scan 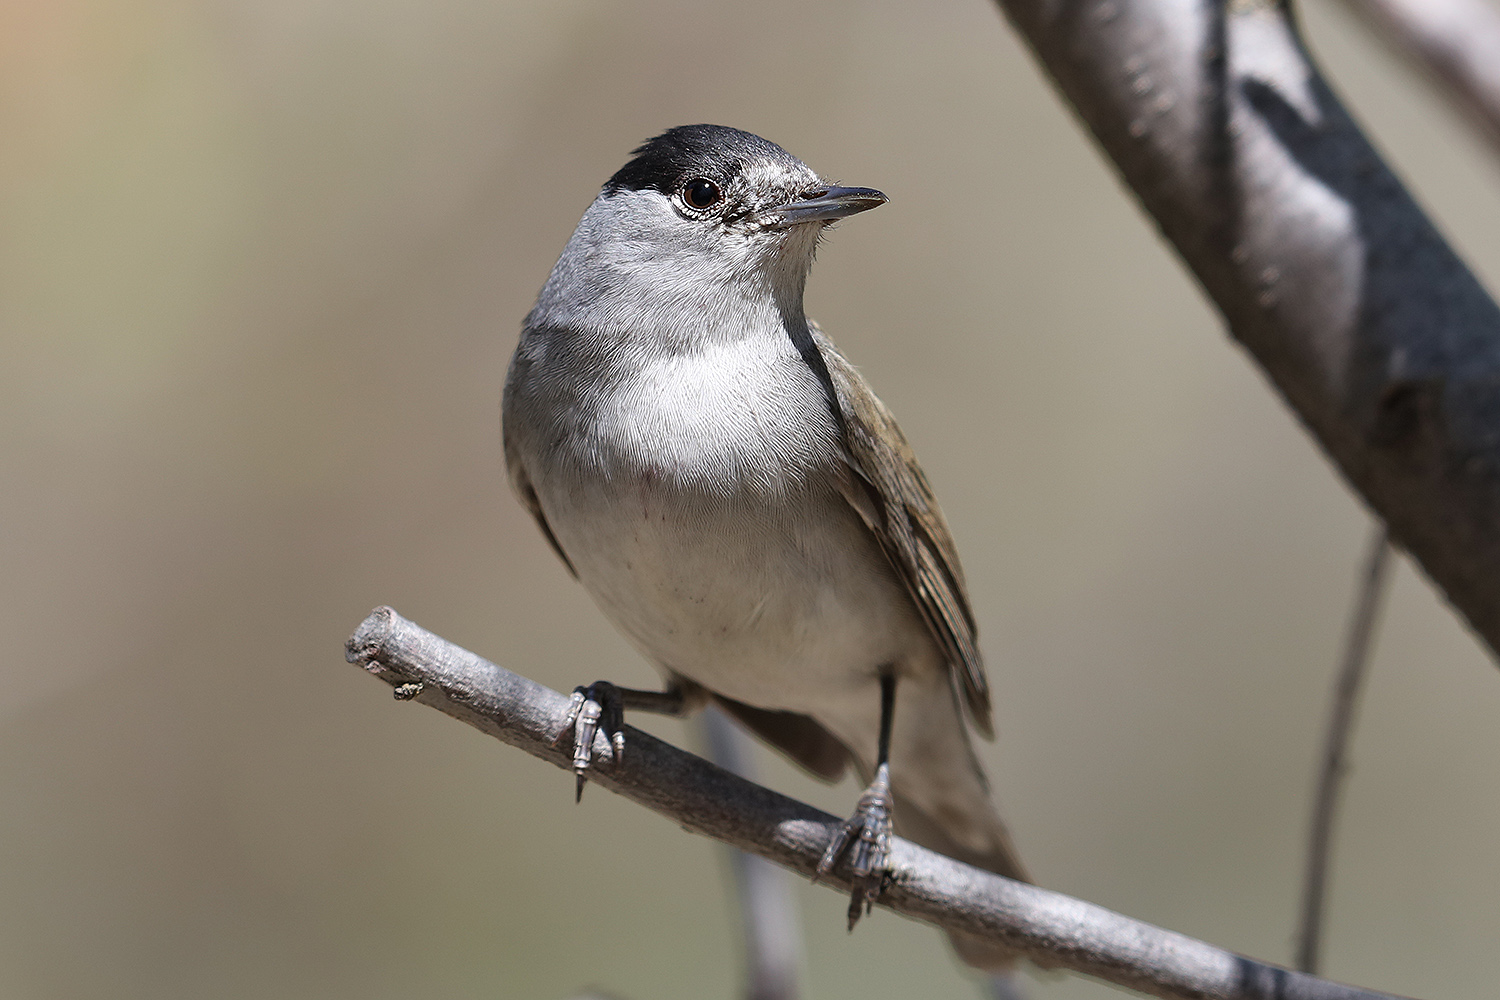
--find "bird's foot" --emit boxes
[551,681,626,802]
[814,762,894,930]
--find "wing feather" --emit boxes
[503,421,577,578]
[811,324,993,737]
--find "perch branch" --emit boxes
[346,607,1418,1000]
[988,0,1500,660]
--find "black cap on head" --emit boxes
[604,125,805,195]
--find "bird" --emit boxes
[502,124,1026,971]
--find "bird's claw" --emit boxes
[814,762,894,930]
[552,681,626,802]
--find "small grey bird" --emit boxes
[503,124,1026,970]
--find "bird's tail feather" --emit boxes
[713,677,1029,972]
[882,673,1029,972]
[892,786,1029,971]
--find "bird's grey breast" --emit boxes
[510,323,843,503]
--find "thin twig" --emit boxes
[347,606,1420,1000]
[1335,0,1500,156]
[1296,527,1394,974]
[701,708,803,1000]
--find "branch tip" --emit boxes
[346,605,398,666]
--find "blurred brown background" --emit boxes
[3,0,1499,997]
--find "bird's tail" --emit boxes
[720,674,1030,971]
[892,785,1028,970]
[883,673,1030,972]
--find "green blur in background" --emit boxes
[3,0,1499,997]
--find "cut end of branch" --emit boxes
[346,606,398,669]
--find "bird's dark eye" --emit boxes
[682,178,722,210]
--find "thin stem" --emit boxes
[702,708,803,1000]
[1296,527,1394,974]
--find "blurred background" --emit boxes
[3,0,1499,997]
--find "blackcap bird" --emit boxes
[503,124,1026,970]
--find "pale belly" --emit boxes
[540,474,929,715]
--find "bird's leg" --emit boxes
[552,681,689,802]
[815,673,897,930]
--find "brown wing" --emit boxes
[710,695,850,782]
[810,324,993,737]
[503,422,577,578]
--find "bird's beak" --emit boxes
[765,186,888,225]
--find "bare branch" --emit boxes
[347,607,1419,1000]
[1336,0,1500,155]
[988,0,1500,660]
[1296,526,1393,973]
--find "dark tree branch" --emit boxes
[346,607,1419,1000]
[989,0,1500,659]
[1336,0,1500,157]
[1296,526,1393,974]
